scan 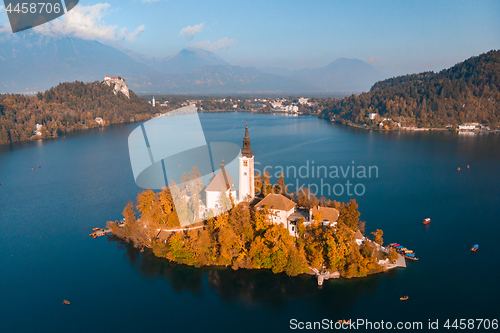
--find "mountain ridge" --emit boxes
[0,33,386,94]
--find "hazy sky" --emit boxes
[1,0,499,76]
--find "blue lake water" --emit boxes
[0,113,499,332]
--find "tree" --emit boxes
[371,229,384,246]
[254,172,263,196]
[218,190,233,212]
[274,173,289,196]
[122,201,136,224]
[262,170,272,196]
[338,199,360,230]
[387,248,399,263]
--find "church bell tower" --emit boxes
[239,122,254,202]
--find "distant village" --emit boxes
[147,95,324,116]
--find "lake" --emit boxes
[1,113,499,332]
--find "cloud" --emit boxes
[33,3,145,41]
[368,56,377,63]
[118,25,145,42]
[192,37,235,52]
[142,0,161,2]
[0,25,10,34]
[179,23,204,41]
[0,5,11,34]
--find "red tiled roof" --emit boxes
[255,193,296,211]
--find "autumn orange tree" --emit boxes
[110,179,384,278]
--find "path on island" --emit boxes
[156,225,204,233]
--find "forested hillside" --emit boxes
[321,50,500,129]
[0,81,154,145]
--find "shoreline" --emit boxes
[332,119,499,134]
[106,185,404,282]
[107,221,405,284]
[0,118,153,149]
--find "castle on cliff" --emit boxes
[103,76,130,98]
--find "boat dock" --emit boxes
[89,228,111,239]
[309,267,340,285]
[379,253,406,269]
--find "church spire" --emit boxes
[241,122,253,158]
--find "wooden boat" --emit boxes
[467,165,470,169]
[38,165,41,168]
[62,300,70,305]
[423,218,431,225]
[400,296,409,301]
[403,253,419,261]
[30,168,34,171]
[457,167,461,171]
[470,244,479,252]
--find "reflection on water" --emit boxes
[109,236,387,310]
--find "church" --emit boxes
[205,122,255,210]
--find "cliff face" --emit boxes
[103,77,130,98]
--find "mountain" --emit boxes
[258,67,294,77]
[154,48,230,75]
[259,58,385,92]
[129,65,314,94]
[321,50,500,129]
[0,33,155,93]
[0,33,385,94]
[293,58,385,92]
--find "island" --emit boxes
[107,123,403,281]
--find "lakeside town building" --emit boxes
[34,123,43,136]
[458,123,480,130]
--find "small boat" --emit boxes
[30,168,34,171]
[457,167,461,171]
[400,296,409,301]
[92,227,100,231]
[423,218,431,225]
[404,253,419,261]
[467,165,470,169]
[62,300,70,305]
[470,244,479,252]
[38,165,41,168]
